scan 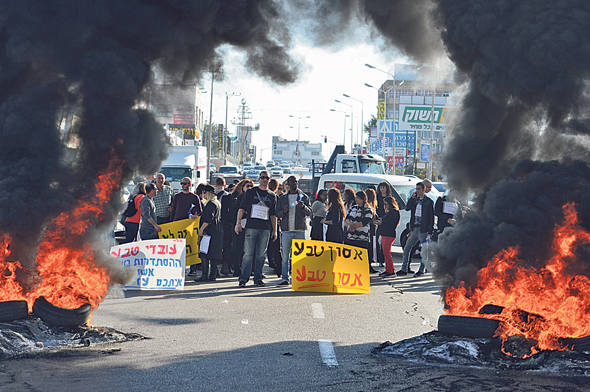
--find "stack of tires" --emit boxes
[0,298,91,328]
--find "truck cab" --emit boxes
[159,145,207,193]
[335,154,387,174]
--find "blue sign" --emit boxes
[420,143,430,162]
[396,162,403,170]
[394,132,416,150]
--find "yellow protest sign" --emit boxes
[291,239,370,294]
[158,218,201,265]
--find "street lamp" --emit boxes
[343,93,364,149]
[335,99,353,153]
[289,115,310,166]
[330,109,350,150]
[224,92,241,164]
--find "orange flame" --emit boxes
[28,158,123,311]
[0,156,124,317]
[0,235,26,302]
[445,202,590,357]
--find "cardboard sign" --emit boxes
[110,238,186,290]
[158,218,201,265]
[291,239,370,294]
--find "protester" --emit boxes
[139,183,161,240]
[375,196,400,277]
[376,181,392,267]
[195,185,224,282]
[170,177,202,222]
[322,188,344,243]
[343,188,356,215]
[230,179,253,277]
[235,171,277,287]
[365,187,378,269]
[267,178,282,277]
[433,190,460,241]
[153,173,174,225]
[123,182,146,243]
[344,191,377,273]
[310,189,328,241]
[275,175,312,286]
[398,182,434,277]
[215,177,234,276]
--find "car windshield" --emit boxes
[219,166,238,173]
[160,167,192,182]
[360,159,386,174]
[433,183,447,193]
[254,165,266,170]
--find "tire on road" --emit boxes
[438,315,500,339]
[0,300,29,322]
[559,336,590,352]
[32,297,91,328]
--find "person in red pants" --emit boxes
[376,196,400,278]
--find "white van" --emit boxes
[316,173,442,246]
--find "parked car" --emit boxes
[209,163,216,173]
[282,167,292,174]
[253,165,266,171]
[266,160,275,168]
[270,168,283,178]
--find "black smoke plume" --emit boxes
[437,0,590,191]
[0,0,301,283]
[433,159,590,295]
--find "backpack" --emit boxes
[123,196,138,217]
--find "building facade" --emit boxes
[272,136,322,165]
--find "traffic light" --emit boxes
[324,136,327,143]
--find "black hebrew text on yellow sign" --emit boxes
[291,239,370,294]
[158,218,201,265]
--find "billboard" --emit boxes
[399,104,456,131]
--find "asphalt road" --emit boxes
[1,248,588,392]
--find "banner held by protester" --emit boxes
[291,239,370,294]
[158,217,201,265]
[111,238,186,290]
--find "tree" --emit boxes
[364,115,377,135]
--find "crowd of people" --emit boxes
[122,171,461,287]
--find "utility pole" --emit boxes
[224,92,240,165]
[207,70,214,184]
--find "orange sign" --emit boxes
[291,239,370,294]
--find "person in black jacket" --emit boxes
[398,182,434,277]
[375,196,400,277]
[322,188,344,243]
[215,177,234,276]
[195,185,224,282]
[230,179,253,277]
[433,193,459,241]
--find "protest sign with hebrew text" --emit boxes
[291,239,370,294]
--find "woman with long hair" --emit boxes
[375,196,400,277]
[344,191,377,273]
[310,189,328,241]
[123,182,146,244]
[375,181,392,266]
[343,188,356,215]
[195,185,224,282]
[230,179,253,277]
[365,187,378,269]
[322,188,344,243]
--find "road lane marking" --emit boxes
[312,303,325,319]
[318,340,338,367]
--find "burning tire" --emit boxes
[0,300,29,322]
[559,336,590,352]
[438,315,500,339]
[32,297,91,328]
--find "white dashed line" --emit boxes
[311,303,325,319]
[318,340,339,367]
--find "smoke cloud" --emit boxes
[437,0,590,191]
